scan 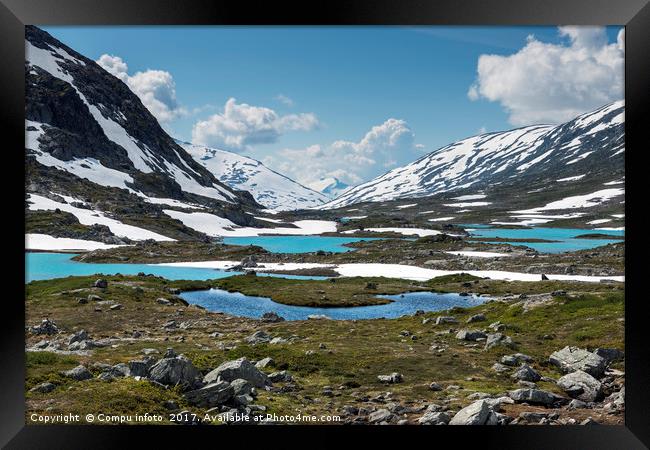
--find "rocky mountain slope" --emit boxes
[177,140,328,211]
[25,26,268,242]
[324,102,624,209]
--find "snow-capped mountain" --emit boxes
[308,177,350,199]
[25,26,259,214]
[323,101,624,209]
[177,141,329,211]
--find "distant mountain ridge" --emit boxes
[323,101,624,209]
[308,177,350,199]
[176,140,329,211]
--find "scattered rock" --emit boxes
[109,304,123,311]
[508,388,562,406]
[594,348,624,364]
[435,316,457,325]
[511,364,541,382]
[377,373,403,384]
[29,318,60,335]
[449,400,498,425]
[204,357,269,388]
[149,354,201,389]
[467,314,486,323]
[557,370,602,402]
[68,329,88,345]
[61,365,93,381]
[184,381,234,408]
[255,357,275,369]
[549,346,607,378]
[429,382,443,391]
[307,314,331,320]
[30,382,56,393]
[94,279,108,288]
[418,411,450,425]
[484,333,513,350]
[368,409,394,424]
[260,312,285,323]
[156,298,172,306]
[245,330,272,344]
[268,371,293,383]
[501,353,533,366]
[456,329,487,341]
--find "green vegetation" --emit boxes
[213,275,433,307]
[25,272,624,425]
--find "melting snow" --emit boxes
[26,234,123,251]
[28,194,174,241]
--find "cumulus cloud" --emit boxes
[191,98,319,152]
[96,54,186,123]
[264,118,421,187]
[468,26,624,126]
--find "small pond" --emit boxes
[179,289,485,321]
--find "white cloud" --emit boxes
[468,26,624,126]
[264,118,420,187]
[191,98,318,152]
[96,54,186,123]
[275,94,294,107]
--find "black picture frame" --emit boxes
[2,0,648,447]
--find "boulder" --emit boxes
[87,294,103,302]
[260,312,285,323]
[368,409,394,424]
[255,357,275,369]
[467,314,486,323]
[500,353,533,366]
[435,316,457,325]
[377,373,403,384]
[456,329,487,341]
[484,333,513,350]
[127,360,151,378]
[418,411,450,425]
[184,381,234,407]
[29,318,60,335]
[429,382,443,391]
[68,329,88,345]
[203,357,269,388]
[30,382,56,393]
[449,400,498,425]
[230,379,254,397]
[94,278,108,288]
[148,355,201,388]
[61,365,93,381]
[245,330,272,344]
[156,298,172,306]
[557,370,602,402]
[594,348,624,364]
[508,388,562,406]
[549,346,607,378]
[511,364,541,382]
[307,314,331,320]
[268,371,293,383]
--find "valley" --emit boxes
[23,25,625,427]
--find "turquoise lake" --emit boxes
[462,225,624,253]
[180,289,485,321]
[25,253,326,283]
[222,236,381,253]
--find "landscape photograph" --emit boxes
[25,25,625,426]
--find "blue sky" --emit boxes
[41,26,624,187]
